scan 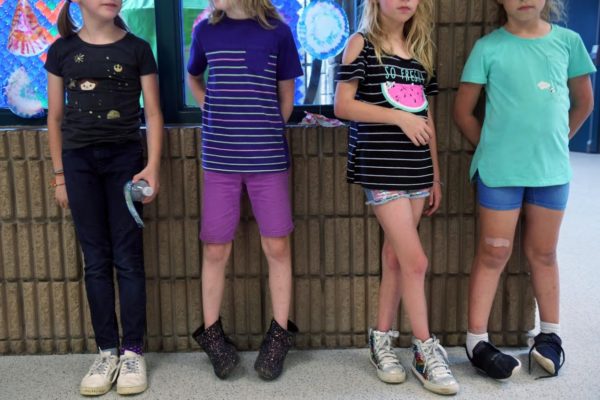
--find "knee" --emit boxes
[261,237,290,262]
[382,243,401,272]
[403,253,429,277]
[478,239,512,270]
[525,247,558,268]
[203,243,230,265]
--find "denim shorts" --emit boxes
[364,188,431,206]
[476,174,569,211]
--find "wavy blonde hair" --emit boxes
[498,0,566,24]
[209,0,282,29]
[358,0,435,79]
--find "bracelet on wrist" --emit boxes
[50,177,65,188]
[433,180,444,186]
[53,168,64,175]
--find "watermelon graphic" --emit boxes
[381,82,428,113]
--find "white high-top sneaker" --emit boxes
[80,350,119,396]
[411,336,459,395]
[116,351,148,395]
[369,328,406,383]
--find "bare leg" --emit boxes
[468,206,520,334]
[373,197,430,340]
[201,242,232,327]
[377,199,426,331]
[523,204,564,325]
[261,236,292,329]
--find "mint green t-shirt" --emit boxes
[461,25,596,187]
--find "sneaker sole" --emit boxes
[532,349,556,375]
[411,366,459,395]
[80,384,113,396]
[369,358,406,384]
[117,383,148,395]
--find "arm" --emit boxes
[425,107,442,216]
[47,72,68,209]
[187,72,206,109]
[453,83,484,147]
[567,74,594,139]
[133,73,164,204]
[333,34,432,146]
[277,79,295,123]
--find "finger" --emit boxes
[423,125,433,138]
[132,172,145,183]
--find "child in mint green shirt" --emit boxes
[454,0,595,381]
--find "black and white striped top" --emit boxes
[336,33,439,190]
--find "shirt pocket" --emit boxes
[245,47,276,77]
[544,53,568,94]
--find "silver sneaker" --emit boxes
[80,349,119,396]
[369,328,406,383]
[116,351,148,395]
[412,336,459,395]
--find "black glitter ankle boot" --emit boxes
[254,319,299,380]
[192,318,240,379]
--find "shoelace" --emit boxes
[88,355,114,376]
[120,357,141,375]
[422,339,452,378]
[528,338,565,379]
[375,331,401,367]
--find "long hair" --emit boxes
[209,0,283,29]
[498,0,566,25]
[57,0,129,38]
[357,0,435,80]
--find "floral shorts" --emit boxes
[364,188,431,206]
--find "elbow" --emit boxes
[587,97,595,117]
[334,100,348,120]
[452,102,463,127]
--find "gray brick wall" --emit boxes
[0,124,534,354]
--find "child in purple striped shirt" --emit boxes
[186,0,303,381]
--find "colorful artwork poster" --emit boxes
[0,0,81,117]
[1,0,156,118]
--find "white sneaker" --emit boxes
[80,350,119,396]
[411,336,459,395]
[116,351,148,395]
[369,328,406,383]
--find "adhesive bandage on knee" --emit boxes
[484,237,510,248]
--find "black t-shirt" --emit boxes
[44,33,158,149]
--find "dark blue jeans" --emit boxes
[63,141,146,350]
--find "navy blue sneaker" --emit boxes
[467,341,521,380]
[529,333,565,378]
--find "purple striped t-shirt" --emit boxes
[187,16,303,173]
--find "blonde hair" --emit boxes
[357,0,435,79]
[209,0,282,29]
[498,0,566,24]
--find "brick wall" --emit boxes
[0,124,534,354]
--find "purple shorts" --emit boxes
[200,170,294,243]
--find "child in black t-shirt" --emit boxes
[44,0,163,396]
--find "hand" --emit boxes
[394,111,432,146]
[132,166,160,204]
[55,184,69,209]
[425,181,442,216]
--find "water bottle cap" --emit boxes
[141,186,154,197]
